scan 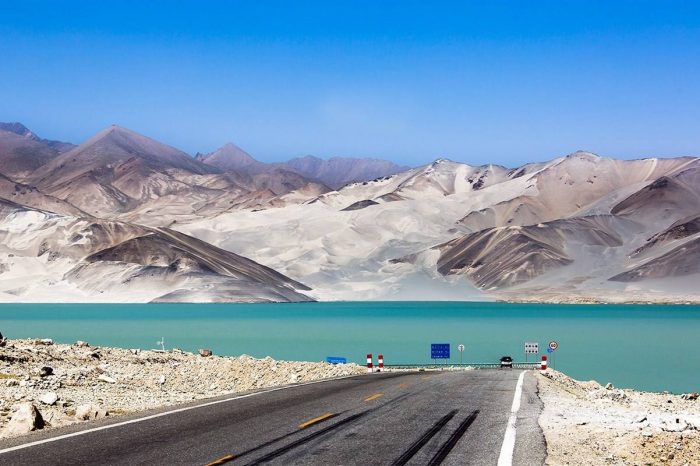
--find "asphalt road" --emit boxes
[0,370,546,465]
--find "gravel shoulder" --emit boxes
[538,370,700,465]
[0,338,364,439]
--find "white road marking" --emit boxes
[497,370,526,466]
[0,374,362,455]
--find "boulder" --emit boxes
[3,403,44,437]
[39,366,54,377]
[74,341,90,348]
[34,339,54,346]
[199,349,213,357]
[38,392,59,406]
[75,404,107,421]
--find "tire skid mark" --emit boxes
[427,410,480,465]
[243,411,369,465]
[390,410,458,466]
[239,392,415,464]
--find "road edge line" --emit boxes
[497,370,526,466]
[0,373,364,455]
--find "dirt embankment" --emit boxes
[538,370,700,465]
[0,338,364,439]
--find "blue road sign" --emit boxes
[325,356,347,364]
[546,347,553,354]
[431,343,450,359]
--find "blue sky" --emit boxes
[1,1,699,166]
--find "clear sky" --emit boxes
[1,1,699,167]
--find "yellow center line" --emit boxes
[298,412,335,429]
[364,393,383,402]
[205,454,235,466]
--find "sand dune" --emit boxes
[1,122,698,303]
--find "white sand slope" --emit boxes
[176,155,700,302]
[1,122,699,303]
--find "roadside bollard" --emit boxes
[378,354,384,372]
[367,353,373,373]
[541,355,548,371]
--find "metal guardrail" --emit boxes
[383,363,540,370]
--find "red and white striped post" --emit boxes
[378,354,384,372]
[366,353,373,373]
[541,355,548,371]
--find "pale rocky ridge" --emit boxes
[0,122,75,153]
[178,154,700,302]
[198,144,407,190]
[0,200,312,303]
[1,121,699,303]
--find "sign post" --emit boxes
[548,341,558,370]
[458,344,465,364]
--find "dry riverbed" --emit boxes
[0,338,364,438]
[538,370,700,465]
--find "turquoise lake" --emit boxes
[1,302,699,393]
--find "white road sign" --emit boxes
[458,344,465,352]
[548,341,558,351]
[524,342,539,354]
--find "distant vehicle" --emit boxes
[500,356,513,369]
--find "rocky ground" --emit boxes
[538,370,700,465]
[0,338,364,439]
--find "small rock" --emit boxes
[158,375,166,385]
[38,392,58,406]
[5,379,19,387]
[3,403,44,437]
[39,366,54,377]
[97,374,116,384]
[605,383,614,390]
[34,338,54,346]
[199,349,213,357]
[130,348,140,355]
[74,340,89,348]
[75,404,107,421]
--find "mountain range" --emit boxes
[1,122,698,303]
[195,143,406,189]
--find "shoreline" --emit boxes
[1,299,699,305]
[0,338,364,439]
[3,338,700,465]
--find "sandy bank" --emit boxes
[0,338,364,439]
[538,370,700,465]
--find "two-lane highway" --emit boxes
[0,370,546,465]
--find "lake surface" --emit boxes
[1,302,699,393]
